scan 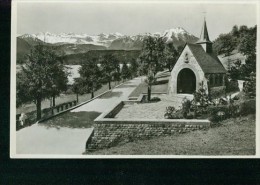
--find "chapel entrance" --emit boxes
[177,68,196,94]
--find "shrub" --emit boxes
[193,85,209,105]
[243,72,256,98]
[238,99,256,116]
[208,105,230,122]
[208,99,255,122]
[226,80,239,93]
[182,98,192,118]
[164,106,183,119]
[210,86,226,99]
[150,97,161,102]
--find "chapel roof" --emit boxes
[187,43,226,74]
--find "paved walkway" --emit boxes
[16,78,142,155]
[72,78,142,113]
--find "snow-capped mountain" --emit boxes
[18,27,198,49]
[109,27,198,50]
[19,32,125,47]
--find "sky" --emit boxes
[16,1,257,40]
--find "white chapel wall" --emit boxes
[168,45,208,95]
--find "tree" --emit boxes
[78,58,102,98]
[239,26,256,56]
[129,58,139,78]
[138,36,165,76]
[137,36,165,101]
[231,25,239,37]
[144,69,156,101]
[17,44,68,120]
[72,78,81,103]
[99,54,120,89]
[121,62,131,81]
[47,53,68,107]
[163,43,179,71]
[228,59,242,80]
[213,34,237,55]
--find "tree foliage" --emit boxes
[121,62,131,81]
[137,36,165,75]
[213,25,256,56]
[17,44,68,119]
[78,58,102,98]
[163,42,179,71]
[99,54,120,89]
[129,58,139,78]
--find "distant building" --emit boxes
[168,19,227,95]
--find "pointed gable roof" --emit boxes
[187,43,226,74]
[196,19,212,44]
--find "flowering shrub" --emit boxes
[164,106,183,119]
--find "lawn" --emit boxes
[89,114,255,155]
[39,111,101,129]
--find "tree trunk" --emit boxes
[52,95,56,107]
[147,85,151,101]
[76,93,79,103]
[108,81,111,90]
[91,91,94,99]
[168,65,171,72]
[36,96,42,120]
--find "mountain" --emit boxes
[162,27,199,48]
[16,38,106,63]
[109,27,199,50]
[18,27,198,49]
[18,32,125,47]
[17,28,199,63]
[19,34,46,46]
[63,50,141,65]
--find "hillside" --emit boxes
[217,50,246,71]
[63,50,141,65]
[16,37,32,61]
[16,38,107,63]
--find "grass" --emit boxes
[88,114,255,155]
[40,111,101,129]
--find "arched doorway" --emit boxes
[177,68,196,94]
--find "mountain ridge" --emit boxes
[18,27,198,49]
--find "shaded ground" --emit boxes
[89,114,255,155]
[40,111,101,129]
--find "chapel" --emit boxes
[168,19,227,95]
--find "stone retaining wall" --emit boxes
[86,119,210,151]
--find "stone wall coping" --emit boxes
[95,118,210,124]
